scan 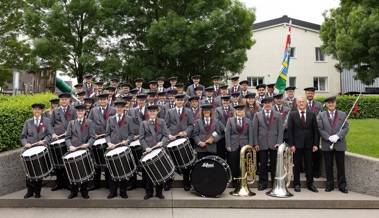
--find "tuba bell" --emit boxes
[266,142,293,198]
[230,145,257,197]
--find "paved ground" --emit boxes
[1,208,379,218]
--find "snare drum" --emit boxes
[129,140,143,169]
[105,146,137,181]
[91,138,107,167]
[140,148,175,185]
[48,138,67,168]
[190,155,232,197]
[166,138,196,169]
[63,149,95,184]
[21,146,53,181]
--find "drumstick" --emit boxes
[57,133,66,138]
[142,143,163,155]
[96,134,105,139]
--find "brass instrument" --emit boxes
[266,143,293,198]
[70,94,79,106]
[230,145,257,197]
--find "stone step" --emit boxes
[1,187,378,209]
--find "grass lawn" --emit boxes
[345,119,379,159]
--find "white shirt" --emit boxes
[298,109,306,120]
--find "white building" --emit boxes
[240,15,340,96]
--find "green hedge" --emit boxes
[0,93,57,152]
[314,95,379,119]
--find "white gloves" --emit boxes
[328,135,339,143]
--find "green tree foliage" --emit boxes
[320,0,379,85]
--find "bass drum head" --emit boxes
[190,155,230,197]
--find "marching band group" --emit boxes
[20,74,350,200]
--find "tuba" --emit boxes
[230,145,257,197]
[266,142,293,198]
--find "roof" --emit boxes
[253,15,320,32]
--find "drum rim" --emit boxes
[21,146,48,158]
[63,149,89,159]
[105,146,131,157]
[140,147,164,162]
[167,137,187,147]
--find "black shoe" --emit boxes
[294,185,301,192]
[307,184,318,193]
[184,186,190,191]
[120,192,128,199]
[258,185,267,191]
[24,192,33,199]
[51,185,63,191]
[68,193,78,199]
[164,184,171,191]
[339,188,348,194]
[107,192,117,199]
[82,194,90,199]
[34,193,41,198]
[144,194,153,200]
[156,194,165,199]
[325,186,334,192]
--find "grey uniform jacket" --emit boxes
[252,110,284,150]
[165,108,194,136]
[272,105,290,123]
[129,107,149,135]
[51,106,77,135]
[65,118,96,148]
[214,106,234,127]
[225,117,253,151]
[306,100,323,116]
[88,106,116,135]
[193,118,223,153]
[200,98,218,108]
[21,117,54,146]
[82,83,94,97]
[317,110,349,151]
[186,84,205,97]
[139,118,169,150]
[105,114,134,144]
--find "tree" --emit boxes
[109,0,255,86]
[320,0,379,85]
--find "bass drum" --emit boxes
[190,155,232,197]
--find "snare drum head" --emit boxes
[64,150,87,159]
[50,138,65,145]
[141,148,162,162]
[106,146,129,156]
[130,140,140,147]
[191,156,230,197]
[22,146,46,157]
[167,138,187,148]
[94,138,107,145]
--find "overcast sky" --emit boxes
[239,0,340,24]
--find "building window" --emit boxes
[289,77,296,87]
[247,77,264,87]
[315,47,325,61]
[313,77,328,91]
[290,47,296,58]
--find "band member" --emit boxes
[252,98,283,190]
[255,84,266,105]
[239,80,251,99]
[84,97,95,118]
[73,91,86,106]
[211,76,221,97]
[134,78,146,94]
[164,94,194,191]
[174,83,189,106]
[167,77,178,90]
[139,105,170,200]
[129,88,139,108]
[74,83,83,97]
[148,80,158,92]
[122,95,133,116]
[230,92,240,107]
[82,74,94,97]
[164,89,178,111]
[105,100,134,199]
[43,98,60,118]
[118,83,131,98]
[189,96,201,121]
[21,103,55,198]
[201,87,216,108]
[88,93,116,190]
[214,95,234,159]
[284,86,297,111]
[110,78,120,89]
[194,86,205,101]
[65,104,96,199]
[225,104,253,187]
[304,87,323,178]
[273,94,290,122]
[50,92,76,191]
[228,76,241,94]
[265,83,277,98]
[317,96,349,193]
[193,104,223,159]
[287,96,320,193]
[214,84,229,107]
[186,75,204,97]
[244,93,260,121]
[105,86,117,107]
[157,91,168,106]
[146,91,165,119]
[90,81,105,99]
[156,77,166,92]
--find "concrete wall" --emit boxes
[0,148,25,196]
